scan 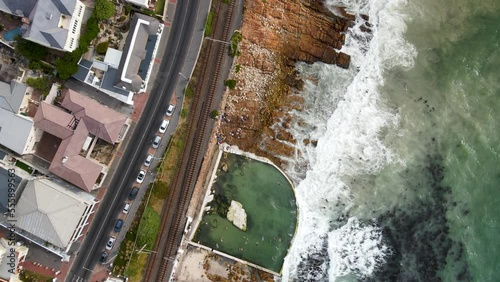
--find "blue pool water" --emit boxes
[3,27,22,42]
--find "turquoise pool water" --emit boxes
[3,27,22,42]
[193,153,297,273]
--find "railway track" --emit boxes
[143,1,237,281]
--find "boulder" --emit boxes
[227,201,247,231]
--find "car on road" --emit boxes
[159,119,169,133]
[166,104,175,116]
[123,203,131,214]
[152,135,161,149]
[136,170,146,183]
[128,187,139,200]
[105,236,116,250]
[114,219,124,233]
[99,252,108,264]
[144,154,153,167]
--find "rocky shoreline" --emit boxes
[218,0,369,168]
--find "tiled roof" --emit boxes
[34,90,126,191]
[61,89,127,143]
[15,178,94,249]
[34,102,74,139]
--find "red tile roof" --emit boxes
[34,90,127,192]
[34,103,74,139]
[61,89,127,143]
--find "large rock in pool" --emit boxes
[227,200,247,231]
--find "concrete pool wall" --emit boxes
[189,143,299,275]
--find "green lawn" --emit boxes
[15,160,33,174]
[136,206,160,249]
[155,0,166,14]
[204,12,215,37]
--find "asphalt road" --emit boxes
[65,0,200,281]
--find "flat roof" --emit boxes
[104,48,122,68]
[114,13,160,92]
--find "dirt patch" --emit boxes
[176,245,276,282]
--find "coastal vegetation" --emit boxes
[224,79,237,89]
[229,31,242,57]
[210,109,219,119]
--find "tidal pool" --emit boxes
[193,153,297,273]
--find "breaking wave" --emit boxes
[282,0,416,280]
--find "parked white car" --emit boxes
[166,104,175,116]
[159,120,169,133]
[136,170,146,184]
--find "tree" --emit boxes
[96,41,109,55]
[26,76,52,96]
[15,37,47,61]
[55,51,80,80]
[94,0,115,20]
[56,14,100,80]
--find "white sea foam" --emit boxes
[328,217,389,280]
[282,0,416,280]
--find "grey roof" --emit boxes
[15,178,94,249]
[73,63,90,82]
[114,13,160,92]
[102,67,130,97]
[73,61,130,99]
[0,0,37,17]
[79,58,93,69]
[0,80,28,113]
[23,0,76,51]
[138,34,157,79]
[0,167,22,214]
[0,107,34,155]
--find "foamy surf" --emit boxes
[282,0,416,280]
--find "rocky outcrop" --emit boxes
[218,0,362,167]
[227,201,247,231]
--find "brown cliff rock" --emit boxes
[218,0,358,166]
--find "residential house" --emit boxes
[34,89,128,191]
[74,13,163,104]
[7,177,95,258]
[0,0,86,52]
[0,80,39,156]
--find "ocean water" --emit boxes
[282,0,500,281]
